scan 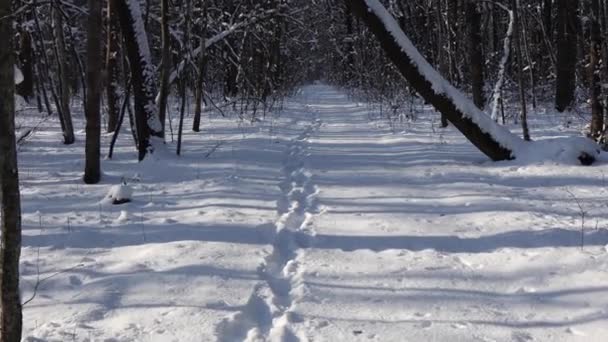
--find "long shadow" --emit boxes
[23,222,276,249]
[311,228,608,253]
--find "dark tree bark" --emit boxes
[112,0,162,161]
[0,0,23,338]
[555,0,579,112]
[158,0,170,137]
[106,0,122,133]
[466,0,485,109]
[589,0,604,140]
[512,0,531,141]
[52,3,75,145]
[542,0,553,36]
[84,0,103,184]
[193,0,208,133]
[16,31,34,100]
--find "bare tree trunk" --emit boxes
[589,0,604,140]
[555,0,578,112]
[52,3,75,144]
[193,0,208,132]
[466,0,485,109]
[350,0,516,161]
[512,0,531,141]
[0,0,23,338]
[106,0,122,133]
[84,0,103,184]
[158,0,170,137]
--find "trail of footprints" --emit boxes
[216,106,322,342]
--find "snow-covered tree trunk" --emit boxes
[489,4,514,122]
[0,0,23,338]
[349,0,517,161]
[112,0,162,161]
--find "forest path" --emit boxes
[215,86,324,342]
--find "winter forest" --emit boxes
[2,0,608,340]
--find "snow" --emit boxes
[15,65,24,85]
[104,184,134,205]
[17,84,608,341]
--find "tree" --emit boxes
[555,0,579,112]
[106,0,122,133]
[511,0,531,141]
[588,0,604,140]
[0,0,23,338]
[52,2,75,145]
[466,0,485,109]
[84,0,103,184]
[158,0,171,137]
[349,0,517,161]
[112,0,163,161]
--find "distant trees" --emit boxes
[6,0,608,163]
[0,0,23,339]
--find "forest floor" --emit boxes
[16,84,608,342]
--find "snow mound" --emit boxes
[14,65,24,85]
[104,184,133,205]
[514,137,601,165]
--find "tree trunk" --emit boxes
[84,0,103,184]
[0,0,23,338]
[589,0,604,140]
[52,3,75,144]
[555,0,578,112]
[466,0,485,109]
[158,0,170,137]
[349,0,516,161]
[16,31,34,100]
[512,0,531,141]
[193,0,208,132]
[106,0,122,133]
[112,0,162,161]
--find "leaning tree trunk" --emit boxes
[555,0,578,113]
[84,0,103,184]
[0,0,23,339]
[350,0,517,161]
[112,0,163,161]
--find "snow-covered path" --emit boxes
[18,85,608,341]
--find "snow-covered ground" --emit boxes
[17,85,608,341]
